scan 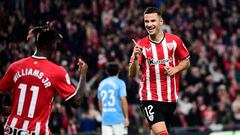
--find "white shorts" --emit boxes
[102,123,128,135]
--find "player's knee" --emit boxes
[156,130,169,135]
[151,121,168,135]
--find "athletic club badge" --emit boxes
[166,40,176,50]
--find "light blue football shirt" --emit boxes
[98,76,127,125]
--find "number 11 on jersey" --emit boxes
[18,83,39,118]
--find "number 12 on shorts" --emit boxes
[144,105,155,121]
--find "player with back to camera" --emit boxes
[0,22,88,135]
[98,62,129,135]
[129,7,190,135]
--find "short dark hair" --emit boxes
[27,22,63,49]
[106,62,119,76]
[144,7,162,16]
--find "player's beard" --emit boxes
[148,29,156,35]
[148,27,160,36]
[147,25,160,35]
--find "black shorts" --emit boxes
[140,100,176,128]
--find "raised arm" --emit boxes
[68,59,88,108]
[128,39,142,78]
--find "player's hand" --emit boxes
[124,118,129,127]
[77,59,88,75]
[132,39,142,60]
[164,66,179,76]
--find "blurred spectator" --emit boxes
[232,93,240,124]
[79,102,101,133]
[172,105,188,127]
[216,102,234,125]
[186,102,203,127]
[217,84,231,105]
[201,106,216,127]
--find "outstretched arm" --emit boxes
[68,59,88,108]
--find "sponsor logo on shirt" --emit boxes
[102,108,117,112]
[147,57,173,65]
[5,126,35,135]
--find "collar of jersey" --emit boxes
[148,32,165,44]
[32,55,47,59]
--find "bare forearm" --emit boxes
[176,59,190,73]
[70,74,86,108]
[128,60,138,78]
[123,104,128,119]
[76,74,86,101]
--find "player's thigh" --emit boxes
[102,125,113,135]
[112,123,124,135]
[140,101,176,128]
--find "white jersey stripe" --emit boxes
[35,122,41,135]
[45,121,49,135]
[10,117,18,127]
[22,120,29,130]
[139,48,148,100]
[150,42,162,101]
[172,41,178,100]
[144,47,151,100]
[162,38,172,102]
[146,59,151,100]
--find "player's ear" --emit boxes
[159,17,163,25]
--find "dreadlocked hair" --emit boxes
[27,21,63,48]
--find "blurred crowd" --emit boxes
[0,0,240,134]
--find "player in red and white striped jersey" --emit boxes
[0,23,88,135]
[129,7,190,135]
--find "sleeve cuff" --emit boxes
[64,89,77,101]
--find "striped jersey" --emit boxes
[130,32,190,102]
[0,56,76,135]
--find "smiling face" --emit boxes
[144,13,163,36]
